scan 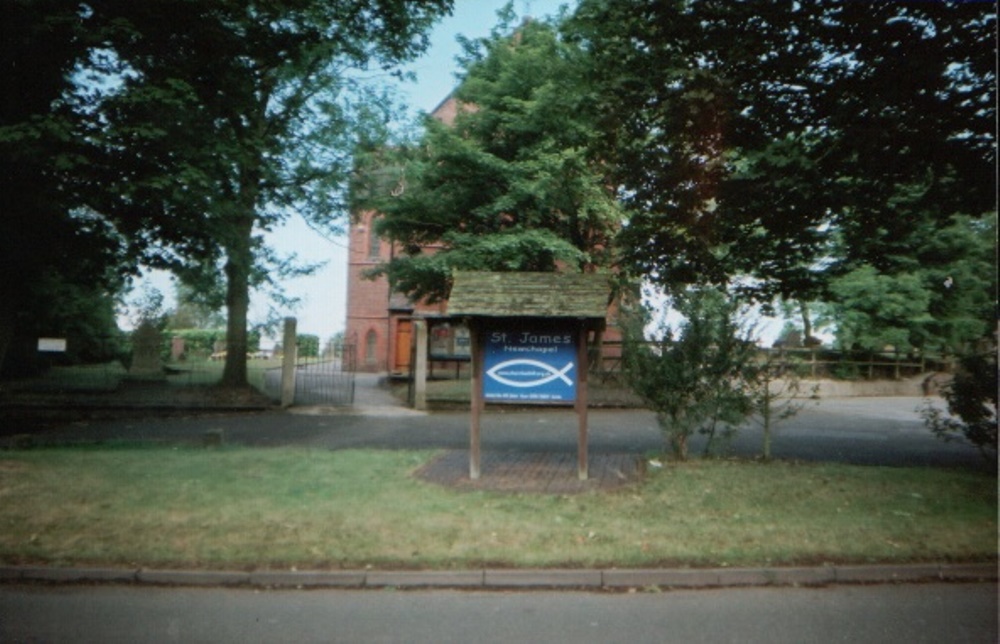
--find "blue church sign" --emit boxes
[483,330,577,403]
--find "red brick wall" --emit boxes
[345,210,391,372]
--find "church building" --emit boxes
[344,96,460,374]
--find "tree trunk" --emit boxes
[0,303,15,378]
[800,301,813,341]
[761,384,773,461]
[220,215,254,388]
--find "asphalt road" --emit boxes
[6,394,989,470]
[1,582,995,643]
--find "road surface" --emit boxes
[6,395,988,470]
[1,582,995,643]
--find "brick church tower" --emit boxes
[345,96,459,374]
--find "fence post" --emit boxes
[280,317,297,408]
[413,320,428,410]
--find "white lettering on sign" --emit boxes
[518,332,572,345]
[489,331,572,345]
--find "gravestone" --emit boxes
[170,336,185,361]
[128,320,165,382]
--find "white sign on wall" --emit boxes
[37,338,68,352]
[429,322,472,360]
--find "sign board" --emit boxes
[37,338,67,353]
[483,329,577,403]
[429,322,471,360]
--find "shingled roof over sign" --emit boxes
[447,271,610,321]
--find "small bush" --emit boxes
[922,348,998,461]
[622,287,757,460]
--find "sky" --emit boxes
[125,1,577,346]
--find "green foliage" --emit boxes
[922,348,998,461]
[0,4,129,376]
[165,283,225,331]
[566,1,995,311]
[907,216,996,352]
[825,266,932,352]
[359,14,622,302]
[296,334,320,358]
[79,0,452,387]
[370,229,587,303]
[622,287,758,460]
[120,324,264,362]
[0,275,124,377]
[822,216,995,353]
[124,285,167,330]
[744,355,817,461]
[165,329,224,359]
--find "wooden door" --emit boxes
[394,319,412,374]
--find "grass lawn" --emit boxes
[4,358,282,393]
[0,447,994,570]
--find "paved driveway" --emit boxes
[4,386,989,470]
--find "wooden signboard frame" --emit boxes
[467,318,591,481]
[448,271,609,483]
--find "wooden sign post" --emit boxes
[575,323,589,480]
[469,324,484,480]
[448,272,608,482]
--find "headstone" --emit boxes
[171,336,186,361]
[129,320,165,381]
[281,317,297,407]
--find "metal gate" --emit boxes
[263,343,356,406]
[293,343,356,406]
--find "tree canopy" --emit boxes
[357,1,994,355]
[355,12,622,303]
[565,0,996,351]
[821,216,995,353]
[79,0,452,386]
[4,0,995,385]
[0,1,127,375]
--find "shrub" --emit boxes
[921,347,998,461]
[622,287,757,460]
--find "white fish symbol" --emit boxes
[486,359,574,388]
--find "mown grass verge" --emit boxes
[0,447,994,570]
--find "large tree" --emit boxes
[83,0,452,387]
[0,1,127,375]
[356,10,622,303]
[566,0,996,336]
[822,215,995,354]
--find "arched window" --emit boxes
[365,328,378,366]
[368,216,381,258]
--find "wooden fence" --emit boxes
[594,342,954,382]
